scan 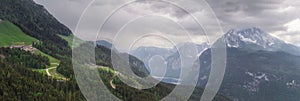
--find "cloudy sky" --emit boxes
[33,0,300,50]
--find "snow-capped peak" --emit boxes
[224,27,280,49]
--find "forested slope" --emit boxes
[0,0,72,61]
[0,48,84,100]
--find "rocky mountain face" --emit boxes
[224,27,300,56]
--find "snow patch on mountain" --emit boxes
[246,72,270,81]
[286,80,300,88]
[224,27,300,56]
[239,34,257,44]
[224,27,279,49]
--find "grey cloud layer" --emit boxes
[34,0,300,46]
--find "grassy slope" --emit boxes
[0,21,63,79]
[0,21,37,47]
[0,20,59,64]
[34,49,60,64]
[58,34,84,48]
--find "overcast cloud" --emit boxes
[34,0,300,48]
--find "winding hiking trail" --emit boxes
[97,65,118,89]
[46,66,56,76]
[46,63,59,76]
[110,72,118,89]
[88,64,119,89]
[45,63,68,81]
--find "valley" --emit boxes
[0,0,298,100]
[129,27,300,101]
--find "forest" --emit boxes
[0,48,84,101]
[0,48,49,69]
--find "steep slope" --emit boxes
[0,21,37,47]
[75,42,150,77]
[0,0,71,36]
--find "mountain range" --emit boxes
[118,27,300,101]
[130,27,300,64]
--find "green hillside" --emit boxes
[0,21,37,47]
[34,49,60,64]
[58,34,84,48]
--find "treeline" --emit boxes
[0,48,49,69]
[33,41,71,60]
[0,48,84,100]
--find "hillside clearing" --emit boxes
[34,49,60,64]
[58,34,84,48]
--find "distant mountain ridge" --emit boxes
[96,40,113,49]
[130,27,300,68]
[125,27,300,85]
[224,27,300,56]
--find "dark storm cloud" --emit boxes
[207,0,298,30]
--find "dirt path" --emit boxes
[45,63,68,81]
[110,72,117,89]
[46,66,56,76]
[89,65,117,89]
[46,63,58,76]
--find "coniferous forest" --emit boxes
[0,48,84,101]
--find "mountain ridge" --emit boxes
[223,27,300,56]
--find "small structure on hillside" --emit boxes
[0,54,5,59]
[22,46,36,52]
[9,45,36,53]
